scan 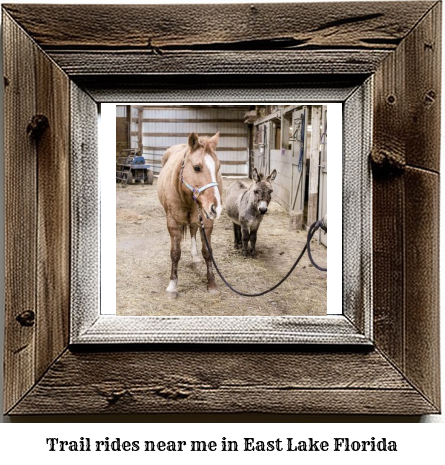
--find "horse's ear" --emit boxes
[188,133,200,151]
[267,169,277,182]
[208,132,220,149]
[252,168,260,182]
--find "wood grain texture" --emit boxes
[35,38,70,381]
[46,50,391,76]
[8,349,437,415]
[372,175,405,367]
[3,2,441,416]
[3,11,71,412]
[74,315,370,346]
[372,23,408,371]
[3,13,37,414]
[342,80,373,336]
[372,3,441,411]
[372,41,405,366]
[404,168,440,407]
[404,2,441,172]
[70,75,362,104]
[2,2,435,50]
[372,1,441,172]
[70,83,99,338]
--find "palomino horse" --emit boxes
[157,132,222,297]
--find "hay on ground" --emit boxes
[116,178,327,316]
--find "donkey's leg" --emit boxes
[199,222,219,294]
[249,227,259,258]
[241,222,250,257]
[233,223,242,249]
[189,223,201,269]
[166,220,182,296]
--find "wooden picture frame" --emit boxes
[2,2,441,415]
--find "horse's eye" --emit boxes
[193,165,201,172]
[254,190,259,194]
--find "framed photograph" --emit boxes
[3,2,440,415]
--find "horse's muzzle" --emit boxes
[203,204,219,220]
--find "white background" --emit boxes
[0,0,444,462]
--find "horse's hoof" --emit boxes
[207,283,219,295]
[165,291,178,300]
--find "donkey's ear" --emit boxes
[208,132,220,149]
[267,169,277,182]
[252,168,260,182]
[188,132,200,151]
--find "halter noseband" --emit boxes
[179,149,219,202]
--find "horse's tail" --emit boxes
[180,224,187,241]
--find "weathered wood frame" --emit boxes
[3,2,441,415]
[71,82,372,346]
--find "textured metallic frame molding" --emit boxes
[3,2,440,415]
[71,82,373,345]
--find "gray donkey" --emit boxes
[225,168,277,257]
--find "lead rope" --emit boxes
[197,207,326,298]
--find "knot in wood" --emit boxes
[105,390,128,405]
[370,148,405,177]
[27,114,49,140]
[154,386,192,400]
[96,385,130,405]
[16,310,35,327]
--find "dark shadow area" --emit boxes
[9,413,422,423]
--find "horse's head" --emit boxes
[251,168,277,215]
[181,132,222,220]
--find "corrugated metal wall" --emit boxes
[130,106,250,176]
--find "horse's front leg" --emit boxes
[166,220,182,297]
[199,221,219,294]
[189,223,201,269]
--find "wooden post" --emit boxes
[138,107,143,155]
[126,105,132,149]
[307,106,322,226]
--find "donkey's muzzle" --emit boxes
[259,207,268,215]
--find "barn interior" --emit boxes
[115,105,327,317]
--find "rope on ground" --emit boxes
[199,214,326,297]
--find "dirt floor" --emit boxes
[116,178,327,316]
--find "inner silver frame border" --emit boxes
[70,79,373,345]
